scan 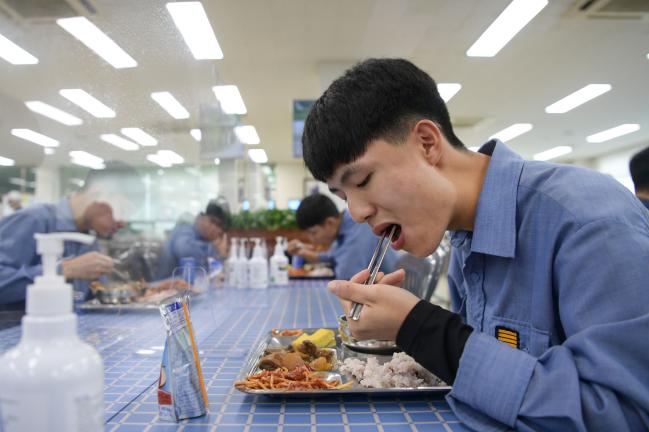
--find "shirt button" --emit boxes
[470,272,480,283]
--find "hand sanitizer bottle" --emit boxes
[226,237,239,287]
[270,236,289,286]
[248,238,269,289]
[236,238,249,288]
[0,233,104,432]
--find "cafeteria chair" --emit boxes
[394,233,451,305]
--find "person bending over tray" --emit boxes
[287,193,397,280]
[0,162,143,310]
[301,58,649,431]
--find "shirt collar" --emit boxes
[451,139,524,258]
[55,197,78,232]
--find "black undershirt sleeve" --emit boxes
[396,300,473,385]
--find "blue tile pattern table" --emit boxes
[0,280,467,431]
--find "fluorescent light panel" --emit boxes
[214,157,220,165]
[489,123,533,142]
[157,150,184,164]
[0,32,38,65]
[151,92,190,119]
[533,146,572,161]
[0,155,15,166]
[437,83,462,103]
[147,150,184,167]
[586,124,640,143]
[212,85,247,115]
[234,125,260,144]
[56,17,136,69]
[146,154,171,168]
[69,150,105,169]
[44,148,55,155]
[545,84,612,114]
[100,134,139,151]
[166,2,223,60]
[248,148,268,164]
[25,101,83,126]
[11,128,59,147]
[121,128,157,146]
[467,0,548,57]
[60,89,115,118]
[190,128,202,141]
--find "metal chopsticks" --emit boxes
[348,224,397,321]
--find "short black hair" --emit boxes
[630,146,649,191]
[302,58,464,182]
[296,193,339,230]
[205,200,231,230]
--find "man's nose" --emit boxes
[347,197,375,224]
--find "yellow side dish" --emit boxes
[291,328,336,350]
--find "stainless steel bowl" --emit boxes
[94,285,137,304]
[338,314,400,354]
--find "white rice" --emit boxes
[339,352,442,388]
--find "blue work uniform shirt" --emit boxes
[640,198,649,211]
[318,210,397,280]
[156,222,218,280]
[0,198,100,309]
[445,140,649,431]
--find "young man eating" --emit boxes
[302,58,649,431]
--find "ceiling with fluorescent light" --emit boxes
[0,0,648,170]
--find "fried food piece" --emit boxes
[309,356,332,371]
[258,352,305,371]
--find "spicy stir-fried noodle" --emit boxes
[235,365,352,391]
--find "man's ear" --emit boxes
[324,216,337,228]
[413,120,443,166]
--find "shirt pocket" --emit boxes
[489,316,551,357]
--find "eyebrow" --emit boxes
[339,166,358,186]
[329,166,360,195]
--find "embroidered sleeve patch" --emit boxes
[496,326,519,349]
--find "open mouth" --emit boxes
[384,224,401,239]
[387,224,405,250]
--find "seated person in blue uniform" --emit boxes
[287,193,396,280]
[630,146,649,210]
[156,201,230,279]
[301,59,649,431]
[0,162,143,310]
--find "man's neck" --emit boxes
[445,148,491,232]
[636,190,649,201]
[67,193,88,232]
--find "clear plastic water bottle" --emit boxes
[179,256,196,284]
[292,254,304,269]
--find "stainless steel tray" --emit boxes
[235,327,451,396]
[78,298,160,310]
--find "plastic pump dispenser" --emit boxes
[237,238,249,288]
[270,236,289,286]
[226,237,239,287]
[0,232,104,431]
[249,238,269,289]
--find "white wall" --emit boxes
[273,161,308,209]
[273,161,349,211]
[34,166,60,203]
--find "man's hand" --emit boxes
[61,251,114,280]
[287,240,318,262]
[329,268,418,341]
[213,232,229,258]
[287,239,305,255]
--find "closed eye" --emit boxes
[356,173,373,188]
